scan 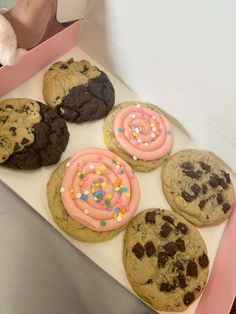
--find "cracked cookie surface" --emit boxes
[123,208,209,312]
[0,98,69,170]
[47,159,126,242]
[162,149,235,226]
[43,59,115,123]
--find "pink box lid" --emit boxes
[0,19,81,96]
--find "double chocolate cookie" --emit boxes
[123,208,209,312]
[43,59,115,123]
[0,98,69,170]
[162,149,235,226]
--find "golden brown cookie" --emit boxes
[161,149,235,226]
[123,208,209,312]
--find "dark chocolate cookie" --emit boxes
[0,98,69,170]
[43,59,115,123]
[123,208,209,312]
[162,149,235,226]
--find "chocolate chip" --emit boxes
[195,285,201,292]
[222,202,231,214]
[146,279,153,284]
[216,193,223,205]
[160,223,172,238]
[183,292,195,305]
[181,162,194,170]
[209,174,219,188]
[68,58,74,64]
[162,215,174,224]
[145,211,157,224]
[9,127,17,136]
[163,242,177,257]
[178,274,187,288]
[21,138,29,145]
[219,178,228,189]
[176,222,188,234]
[60,64,68,69]
[81,65,89,74]
[5,104,13,109]
[136,223,142,232]
[13,142,21,152]
[23,105,30,112]
[0,116,8,123]
[198,254,209,268]
[174,260,185,271]
[186,261,198,277]
[175,239,185,252]
[199,161,211,172]
[158,252,169,267]
[144,241,156,257]
[199,199,207,209]
[182,191,195,202]
[191,183,201,196]
[202,184,208,194]
[223,171,231,184]
[0,137,5,147]
[183,170,202,179]
[132,243,145,259]
[160,282,172,292]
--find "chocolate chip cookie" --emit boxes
[123,208,209,312]
[162,149,235,227]
[43,59,115,123]
[0,98,69,170]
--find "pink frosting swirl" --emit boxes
[114,104,174,160]
[60,148,140,231]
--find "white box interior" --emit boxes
[1,47,235,314]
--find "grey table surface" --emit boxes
[0,181,156,314]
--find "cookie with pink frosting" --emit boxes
[103,101,174,172]
[47,148,140,242]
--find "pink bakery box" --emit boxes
[0,3,236,314]
[0,19,81,96]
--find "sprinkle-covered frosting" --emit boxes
[113,104,173,160]
[60,148,140,231]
